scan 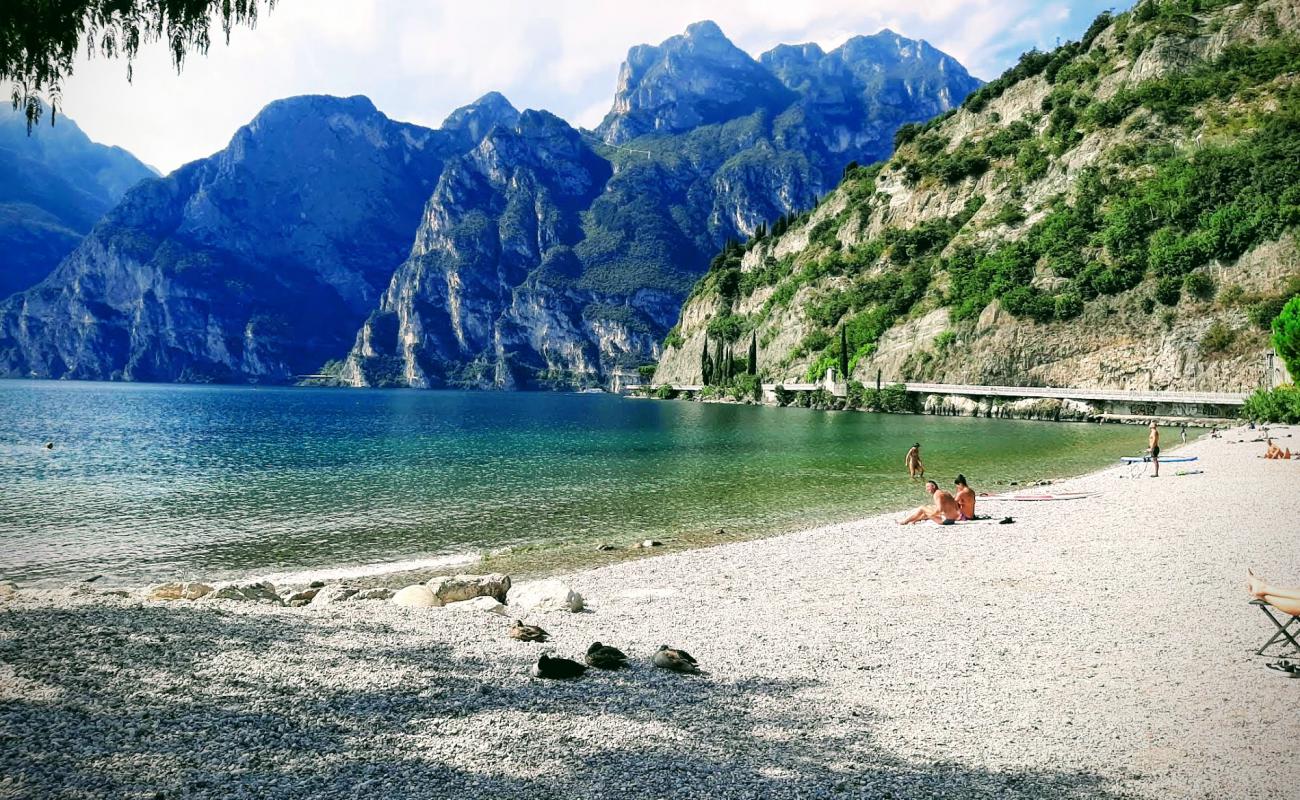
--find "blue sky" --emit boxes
[52,0,1132,173]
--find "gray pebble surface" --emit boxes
[1,426,1297,799]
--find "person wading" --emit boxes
[905,443,924,479]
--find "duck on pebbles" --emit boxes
[653,645,704,675]
[508,620,549,642]
[531,653,587,680]
[584,642,629,670]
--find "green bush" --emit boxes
[1183,271,1215,300]
[730,372,762,402]
[654,385,679,400]
[1199,320,1236,354]
[1241,384,1300,423]
[1273,295,1300,378]
[1155,276,1182,306]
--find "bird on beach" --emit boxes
[531,653,586,680]
[508,620,550,642]
[653,645,704,674]
[585,642,629,670]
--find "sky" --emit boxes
[45,0,1132,174]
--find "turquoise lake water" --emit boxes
[0,381,1147,586]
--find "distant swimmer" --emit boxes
[43,442,53,450]
[904,443,924,479]
[1148,422,1161,477]
[899,480,961,525]
[953,474,976,521]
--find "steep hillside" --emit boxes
[339,21,980,389]
[0,95,502,382]
[656,0,1300,395]
[0,113,156,298]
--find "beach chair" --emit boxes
[1250,598,1300,655]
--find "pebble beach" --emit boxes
[2,424,1298,799]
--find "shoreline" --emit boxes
[1,424,1297,798]
[9,415,1179,596]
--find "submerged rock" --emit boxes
[508,579,584,613]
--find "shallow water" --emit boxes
[0,381,1146,586]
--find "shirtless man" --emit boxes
[1148,422,1161,477]
[899,480,962,525]
[953,474,976,520]
[904,443,924,479]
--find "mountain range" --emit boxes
[0,21,980,385]
[0,114,156,299]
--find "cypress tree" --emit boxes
[700,338,713,385]
[747,331,757,375]
[838,326,849,381]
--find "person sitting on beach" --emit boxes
[1263,439,1287,459]
[904,443,924,479]
[953,475,976,520]
[1247,570,1300,616]
[899,480,962,525]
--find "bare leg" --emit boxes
[1248,570,1300,601]
[899,506,934,525]
[1263,594,1300,616]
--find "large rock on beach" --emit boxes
[443,595,508,615]
[427,573,511,604]
[507,579,584,613]
[310,585,358,606]
[148,582,214,601]
[207,581,282,605]
[391,585,437,608]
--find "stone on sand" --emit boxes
[507,578,584,613]
[427,573,511,605]
[148,582,214,601]
[444,595,508,615]
[391,585,437,608]
[207,581,281,605]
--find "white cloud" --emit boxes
[49,0,1129,173]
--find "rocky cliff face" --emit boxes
[342,21,980,388]
[0,113,156,298]
[0,95,495,381]
[656,0,1300,395]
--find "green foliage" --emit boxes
[933,331,957,353]
[773,385,795,406]
[706,311,748,342]
[1272,295,1300,379]
[1241,384,1300,423]
[1183,271,1215,301]
[848,382,916,413]
[729,372,762,402]
[1199,320,1236,354]
[582,303,652,334]
[1155,276,1182,306]
[654,384,679,400]
[963,49,1052,113]
[5,0,276,128]
[662,325,684,349]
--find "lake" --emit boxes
[0,381,1145,587]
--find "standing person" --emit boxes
[953,475,976,520]
[904,443,924,479]
[1148,422,1161,477]
[899,480,962,525]
[1179,423,1187,444]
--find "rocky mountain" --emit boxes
[0,94,508,382]
[655,0,1300,395]
[0,113,156,299]
[341,21,980,388]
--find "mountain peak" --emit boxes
[442,91,521,142]
[595,20,793,144]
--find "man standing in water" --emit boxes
[905,443,924,479]
[1148,422,1161,477]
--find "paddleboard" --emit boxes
[980,491,1100,502]
[1120,456,1198,463]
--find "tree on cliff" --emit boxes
[3,0,276,129]
[1273,295,1300,380]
